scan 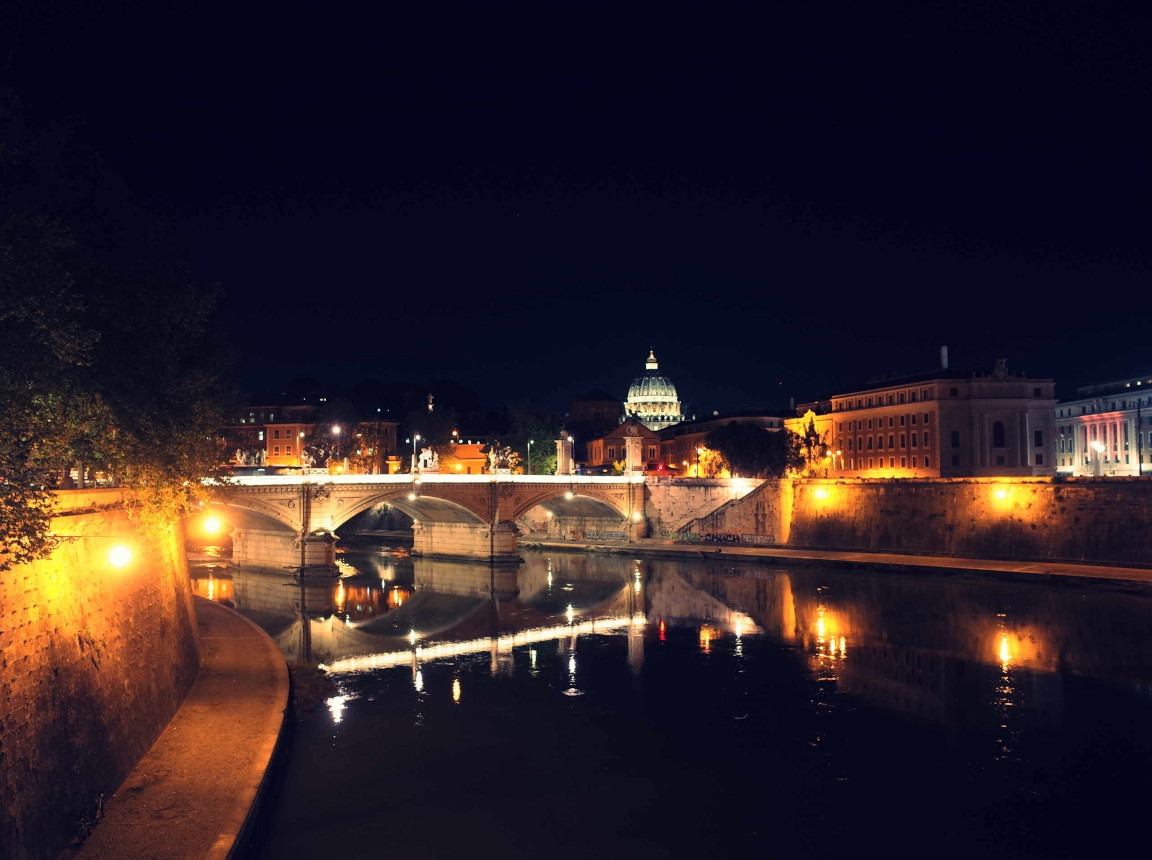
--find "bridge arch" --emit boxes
[333,490,486,531]
[508,488,630,522]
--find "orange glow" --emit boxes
[452,678,461,703]
[698,624,720,653]
[813,487,831,500]
[202,516,222,535]
[107,544,133,567]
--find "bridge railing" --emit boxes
[216,473,648,487]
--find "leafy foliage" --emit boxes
[0,99,230,568]
[704,422,805,478]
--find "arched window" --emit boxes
[992,421,1006,448]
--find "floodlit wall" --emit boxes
[787,478,1152,564]
[0,490,200,860]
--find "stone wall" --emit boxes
[644,478,765,537]
[788,477,1152,565]
[0,490,200,860]
[678,479,792,543]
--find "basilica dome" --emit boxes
[624,350,682,431]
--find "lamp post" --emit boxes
[527,439,533,476]
[411,433,421,473]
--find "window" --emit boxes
[901,457,906,467]
[992,422,1006,448]
[924,413,930,423]
[608,447,616,458]
[868,419,874,429]
[925,457,931,468]
[912,433,918,447]
[911,414,918,425]
[890,458,895,468]
[888,435,894,448]
[258,431,264,441]
[1034,429,1043,448]
[924,431,931,446]
[900,415,906,426]
[900,434,906,447]
[868,437,873,450]
[274,446,281,455]
[910,391,918,402]
[899,393,906,404]
[286,445,293,455]
[951,431,960,448]
[887,394,894,405]
[952,455,960,466]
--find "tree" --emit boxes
[704,422,804,478]
[0,100,230,568]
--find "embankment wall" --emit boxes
[678,477,1152,566]
[0,490,200,860]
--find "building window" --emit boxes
[889,458,895,468]
[274,446,281,455]
[869,458,874,469]
[911,414,917,425]
[888,435,894,448]
[992,422,1006,448]
[899,393,906,404]
[952,455,960,466]
[887,394,894,405]
[888,417,894,427]
[900,434,906,447]
[912,433,918,447]
[924,431,930,446]
[900,415,906,426]
[951,431,960,448]
[868,437,873,450]
[286,445,293,455]
[901,457,906,467]
[1034,429,1043,448]
[924,413,930,423]
[258,431,264,441]
[911,391,918,402]
[925,457,931,468]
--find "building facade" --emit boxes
[788,364,1057,478]
[660,412,786,477]
[1054,375,1152,476]
[624,350,683,431]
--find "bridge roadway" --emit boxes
[214,473,650,567]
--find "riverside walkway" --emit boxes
[68,598,289,860]
[68,543,1152,859]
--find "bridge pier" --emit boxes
[412,521,521,563]
[231,527,338,576]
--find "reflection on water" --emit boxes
[194,545,1152,857]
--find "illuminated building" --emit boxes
[1055,374,1152,476]
[585,416,662,472]
[624,350,683,431]
[787,359,1056,478]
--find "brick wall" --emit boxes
[0,491,200,860]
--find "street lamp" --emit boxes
[527,439,534,476]
[410,433,421,473]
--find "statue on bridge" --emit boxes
[417,446,439,472]
[485,443,519,473]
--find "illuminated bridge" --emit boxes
[210,474,650,568]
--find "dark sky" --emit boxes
[4,2,1151,415]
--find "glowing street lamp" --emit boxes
[527,439,534,476]
[696,447,704,478]
[410,433,421,473]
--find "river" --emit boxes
[189,543,1152,859]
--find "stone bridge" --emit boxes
[211,474,650,569]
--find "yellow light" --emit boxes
[632,512,641,521]
[107,544,133,567]
[203,516,222,535]
[565,491,574,500]
[999,634,1013,666]
[994,487,1011,500]
[452,678,461,703]
[408,493,417,500]
[814,487,831,500]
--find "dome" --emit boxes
[624,350,682,431]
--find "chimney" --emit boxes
[940,345,949,370]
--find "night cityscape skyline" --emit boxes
[4,3,1150,412]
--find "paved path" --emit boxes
[70,598,289,860]
[524,539,1152,587]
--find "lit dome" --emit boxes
[624,350,682,431]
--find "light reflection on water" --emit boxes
[194,545,1152,858]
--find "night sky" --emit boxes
[4,2,1150,415]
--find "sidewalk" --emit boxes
[71,597,289,860]
[523,538,1152,588]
